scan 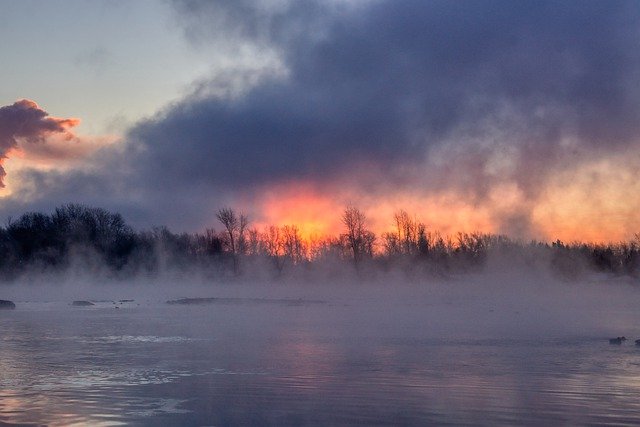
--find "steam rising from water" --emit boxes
[3,273,640,340]
[2,273,640,425]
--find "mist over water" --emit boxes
[2,0,640,423]
[2,274,640,425]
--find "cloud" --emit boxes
[120,1,640,234]
[0,99,80,187]
[156,1,640,178]
[3,1,640,241]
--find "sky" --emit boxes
[0,0,639,242]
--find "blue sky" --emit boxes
[0,0,209,135]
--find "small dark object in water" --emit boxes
[635,339,640,346]
[0,300,16,310]
[119,299,134,303]
[167,297,218,305]
[609,336,627,345]
[166,297,327,306]
[72,300,95,307]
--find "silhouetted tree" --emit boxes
[245,228,261,257]
[7,212,59,266]
[392,210,429,256]
[341,206,374,267]
[51,204,135,269]
[216,208,239,255]
[216,207,248,274]
[282,225,306,264]
[262,225,285,274]
[0,203,638,282]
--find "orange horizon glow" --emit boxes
[249,183,344,242]
[242,173,640,245]
[0,101,636,245]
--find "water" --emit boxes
[1,283,640,426]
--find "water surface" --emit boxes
[1,283,640,426]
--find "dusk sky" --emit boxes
[1,0,639,242]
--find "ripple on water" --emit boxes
[0,366,192,426]
[56,334,200,345]
[98,335,196,344]
[4,301,640,425]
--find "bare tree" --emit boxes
[204,228,223,256]
[282,225,306,264]
[237,214,249,255]
[216,208,248,274]
[392,209,428,256]
[341,206,373,266]
[216,208,238,254]
[263,226,282,257]
[263,225,285,273]
[245,227,260,256]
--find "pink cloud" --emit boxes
[0,99,80,187]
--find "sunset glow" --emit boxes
[243,170,640,245]
[249,183,343,240]
[2,2,640,425]
[532,154,640,243]
[0,0,638,245]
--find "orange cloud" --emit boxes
[532,154,640,243]
[245,153,640,245]
[248,181,498,244]
[250,182,344,241]
[0,99,81,187]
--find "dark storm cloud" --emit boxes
[130,0,640,196]
[0,100,80,187]
[3,0,640,236]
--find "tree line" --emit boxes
[0,203,638,282]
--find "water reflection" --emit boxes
[2,301,640,425]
